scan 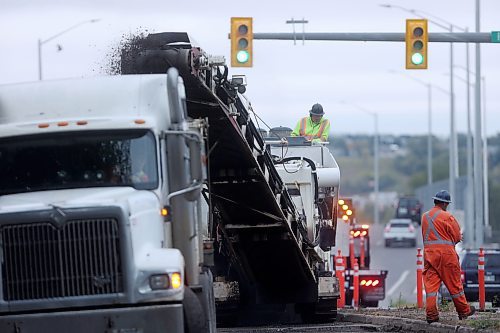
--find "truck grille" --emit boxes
[1,218,123,301]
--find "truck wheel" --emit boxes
[385,240,391,247]
[298,302,336,324]
[183,287,206,333]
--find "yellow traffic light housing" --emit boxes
[231,17,253,67]
[406,19,428,69]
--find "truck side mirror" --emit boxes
[184,133,203,202]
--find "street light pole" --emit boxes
[379,4,461,212]
[449,24,458,212]
[450,68,474,246]
[340,101,379,225]
[38,19,100,80]
[465,36,475,247]
[374,113,380,226]
[427,84,432,187]
[389,71,450,191]
[474,0,484,247]
[482,76,490,239]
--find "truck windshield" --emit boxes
[0,130,158,195]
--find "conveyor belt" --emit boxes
[121,32,318,304]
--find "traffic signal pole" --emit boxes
[251,32,493,43]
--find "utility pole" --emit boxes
[285,18,308,45]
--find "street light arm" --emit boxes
[337,100,379,225]
[41,19,100,44]
[38,18,100,80]
[411,8,467,32]
[388,70,450,95]
[445,72,474,87]
[338,100,375,117]
[454,64,481,78]
[379,4,451,31]
[433,84,452,96]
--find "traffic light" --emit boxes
[405,19,428,69]
[231,17,253,67]
[338,198,354,222]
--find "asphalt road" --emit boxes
[368,223,423,308]
[218,322,401,333]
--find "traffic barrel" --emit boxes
[478,247,485,311]
[416,248,424,308]
[349,233,355,269]
[353,258,359,310]
[335,250,346,308]
[360,235,365,269]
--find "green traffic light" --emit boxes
[236,50,250,63]
[411,52,424,65]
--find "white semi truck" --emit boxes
[0,32,341,331]
[0,70,215,332]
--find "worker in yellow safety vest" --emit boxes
[291,103,330,142]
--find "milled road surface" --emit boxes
[218,310,500,333]
[218,322,398,332]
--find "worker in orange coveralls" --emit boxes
[421,190,475,323]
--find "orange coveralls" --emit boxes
[421,206,471,320]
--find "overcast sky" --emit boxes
[1,0,499,137]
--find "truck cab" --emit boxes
[0,72,213,332]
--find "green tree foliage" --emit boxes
[337,134,500,230]
[489,184,500,231]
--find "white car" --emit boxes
[384,218,417,247]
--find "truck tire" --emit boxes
[298,301,336,324]
[183,287,207,333]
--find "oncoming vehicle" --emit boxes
[395,196,422,225]
[440,249,500,307]
[383,218,417,248]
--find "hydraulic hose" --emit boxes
[276,157,319,204]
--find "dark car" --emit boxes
[440,249,500,306]
[395,196,422,225]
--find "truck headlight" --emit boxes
[149,272,183,290]
[150,274,170,290]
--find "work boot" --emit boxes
[426,317,439,324]
[459,305,476,320]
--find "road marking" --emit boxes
[387,270,409,297]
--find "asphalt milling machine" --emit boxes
[120,32,343,325]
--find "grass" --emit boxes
[389,293,417,309]
[468,318,500,330]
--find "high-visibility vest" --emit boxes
[422,207,458,247]
[299,117,329,141]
